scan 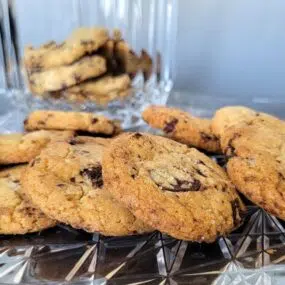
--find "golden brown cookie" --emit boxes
[102,132,245,242]
[24,27,109,71]
[218,114,285,220]
[28,55,107,94]
[0,130,74,165]
[142,105,221,153]
[24,110,121,135]
[21,137,152,236]
[211,106,278,138]
[0,165,56,234]
[60,74,131,105]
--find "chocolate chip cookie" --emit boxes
[211,106,278,138]
[21,137,152,236]
[24,110,121,135]
[60,74,131,105]
[0,130,74,165]
[28,55,107,94]
[0,165,56,234]
[142,105,221,153]
[218,114,285,220]
[103,133,245,242]
[24,27,109,71]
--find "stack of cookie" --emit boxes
[24,27,152,105]
[0,108,249,243]
[0,110,123,235]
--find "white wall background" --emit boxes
[13,0,285,99]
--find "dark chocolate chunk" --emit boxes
[70,177,76,183]
[91,118,98,124]
[162,178,201,192]
[57,184,65,187]
[23,119,28,125]
[73,73,81,83]
[200,132,218,142]
[163,118,178,133]
[133,133,142,139]
[80,165,103,188]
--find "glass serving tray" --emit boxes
[1,91,285,285]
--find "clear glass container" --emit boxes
[0,0,177,128]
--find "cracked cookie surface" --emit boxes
[0,165,56,234]
[24,27,109,71]
[102,133,245,242]
[218,114,285,220]
[29,55,107,94]
[21,137,152,236]
[0,130,74,165]
[24,110,121,136]
[142,105,220,153]
[211,106,279,138]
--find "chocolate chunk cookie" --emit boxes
[103,133,245,242]
[142,105,221,153]
[0,165,56,234]
[60,74,131,105]
[21,137,152,236]
[24,110,121,136]
[211,106,278,138]
[0,130,74,165]
[24,27,109,71]
[218,113,285,220]
[28,55,107,94]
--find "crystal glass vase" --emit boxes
[0,0,177,128]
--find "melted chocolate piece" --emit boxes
[200,132,218,142]
[162,178,201,192]
[133,133,142,139]
[91,118,98,124]
[80,165,103,188]
[163,118,178,133]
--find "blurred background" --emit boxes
[2,0,285,100]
